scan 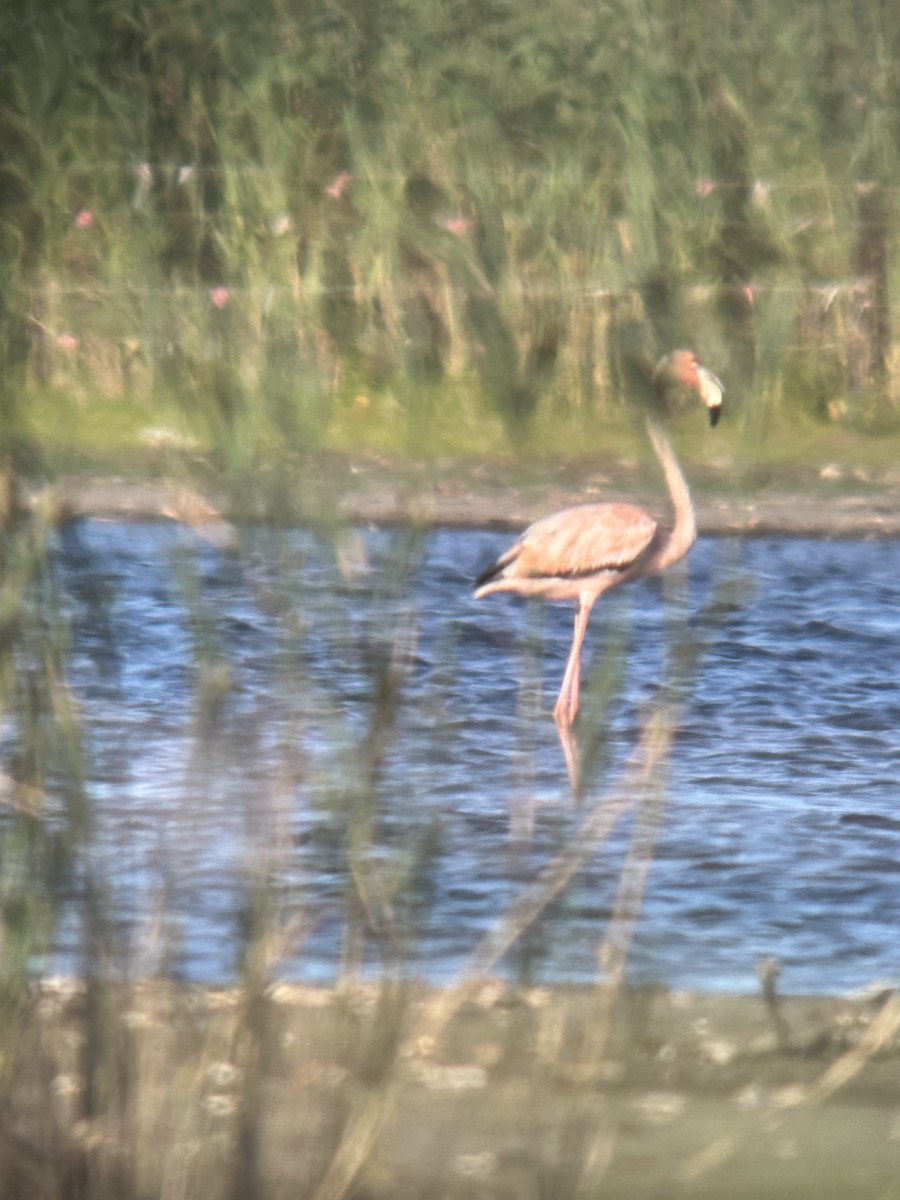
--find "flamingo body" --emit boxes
[473,351,723,727]
[474,501,659,603]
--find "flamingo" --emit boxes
[473,351,723,728]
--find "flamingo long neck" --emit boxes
[644,416,696,569]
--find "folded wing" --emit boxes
[475,502,658,593]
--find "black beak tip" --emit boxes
[709,405,722,428]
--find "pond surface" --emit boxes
[43,520,900,993]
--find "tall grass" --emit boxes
[0,525,896,1199]
[0,507,691,1199]
[2,0,899,489]
[1,6,900,1194]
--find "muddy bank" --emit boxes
[9,977,899,1199]
[23,457,900,537]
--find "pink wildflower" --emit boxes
[695,179,718,198]
[74,208,94,229]
[442,215,471,236]
[325,171,353,200]
[56,333,79,350]
[209,287,231,309]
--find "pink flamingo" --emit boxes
[474,351,723,728]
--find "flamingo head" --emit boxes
[654,350,724,426]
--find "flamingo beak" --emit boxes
[697,364,724,426]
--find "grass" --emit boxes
[0,418,896,1198]
[2,2,900,1194]
[4,0,900,497]
[1,605,898,1199]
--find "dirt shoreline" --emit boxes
[25,466,900,537]
[13,977,899,1199]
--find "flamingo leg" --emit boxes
[557,719,581,795]
[553,599,593,727]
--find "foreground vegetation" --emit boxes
[1,3,900,1195]
[4,975,899,1200]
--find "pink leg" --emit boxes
[554,600,593,727]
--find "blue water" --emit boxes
[40,520,900,993]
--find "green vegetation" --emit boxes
[2,0,900,487]
[1,5,900,1195]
